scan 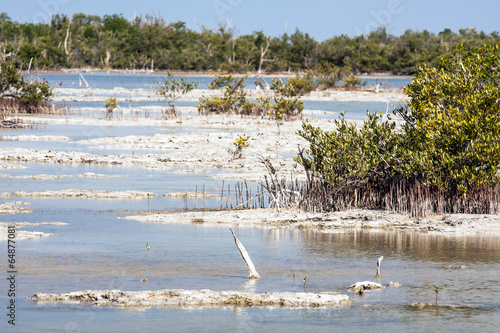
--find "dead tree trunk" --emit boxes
[230,228,261,279]
[64,19,71,56]
[258,39,270,74]
[105,50,111,67]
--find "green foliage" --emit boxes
[297,44,500,203]
[198,74,304,121]
[286,72,315,96]
[240,100,259,116]
[207,72,247,90]
[198,87,246,115]
[233,134,251,159]
[343,75,367,88]
[154,72,198,116]
[234,134,251,150]
[433,285,440,307]
[197,94,234,114]
[198,72,247,114]
[17,77,52,103]
[404,43,500,194]
[255,96,273,115]
[0,56,22,95]
[104,96,117,119]
[315,61,349,89]
[103,14,129,33]
[296,111,400,186]
[270,78,304,120]
[104,96,117,112]
[0,52,52,112]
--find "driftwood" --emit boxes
[229,228,261,279]
[79,73,89,88]
[376,256,383,278]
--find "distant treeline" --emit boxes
[1,12,499,74]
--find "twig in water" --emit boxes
[433,285,440,307]
[376,256,383,278]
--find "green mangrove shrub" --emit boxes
[207,72,247,90]
[198,72,247,115]
[343,75,367,89]
[315,61,349,90]
[270,78,304,121]
[198,72,304,121]
[297,111,401,187]
[296,44,500,215]
[104,96,117,119]
[286,71,315,96]
[403,43,500,194]
[0,51,52,113]
[233,134,251,159]
[154,72,198,117]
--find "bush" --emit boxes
[154,72,198,117]
[233,134,251,159]
[286,72,315,96]
[403,43,500,194]
[297,111,400,187]
[104,96,117,119]
[315,61,349,89]
[198,72,247,115]
[0,52,52,113]
[343,75,367,89]
[270,78,304,120]
[198,86,246,115]
[296,44,500,215]
[207,72,246,90]
[198,73,304,121]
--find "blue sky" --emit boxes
[3,0,500,41]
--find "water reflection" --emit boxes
[299,229,500,264]
[4,207,500,332]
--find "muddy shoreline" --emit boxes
[123,207,500,236]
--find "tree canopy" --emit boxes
[1,12,499,73]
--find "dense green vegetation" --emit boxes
[296,44,500,216]
[1,12,499,74]
[0,48,52,113]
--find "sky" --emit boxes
[3,0,500,41]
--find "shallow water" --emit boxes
[31,72,412,91]
[303,100,391,119]
[1,73,499,332]
[0,122,220,155]
[1,202,499,332]
[36,71,409,121]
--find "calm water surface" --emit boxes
[1,201,499,332]
[1,73,499,332]
[31,72,412,91]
